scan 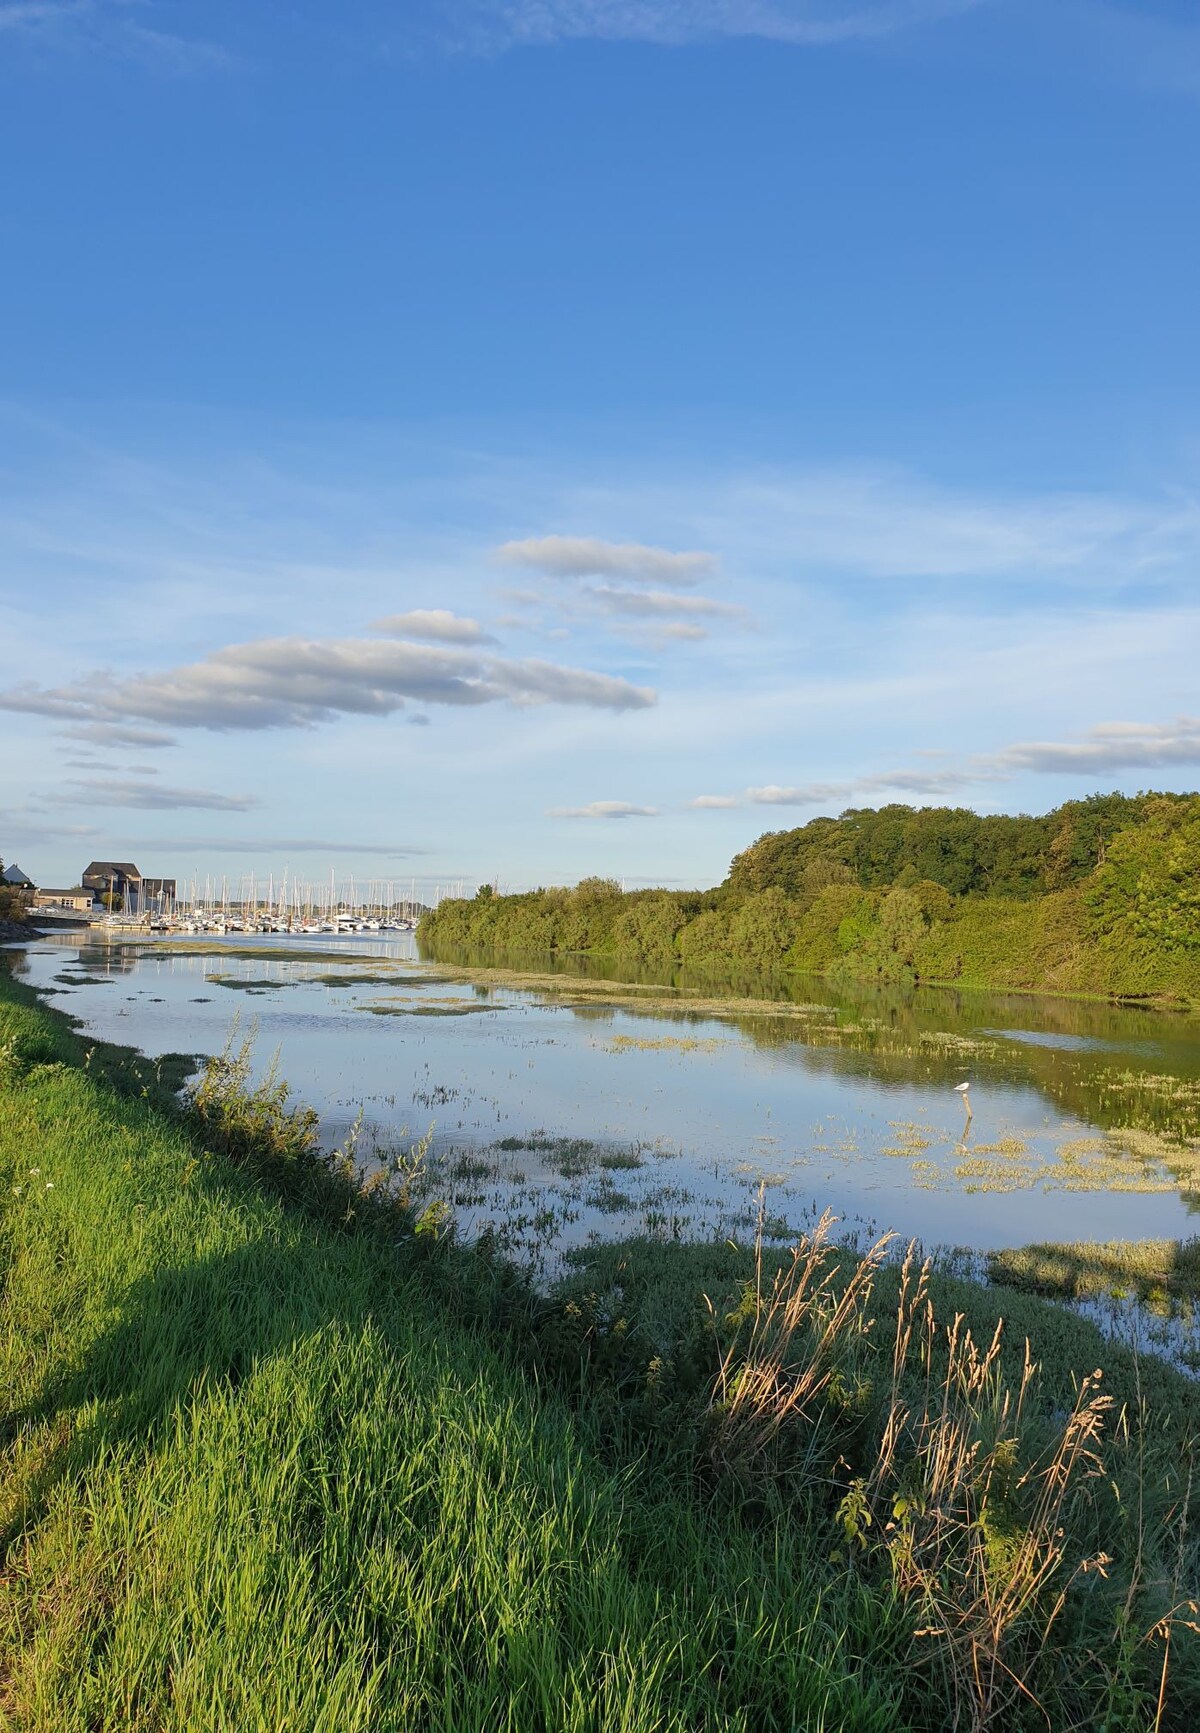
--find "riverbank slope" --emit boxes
[2,964,1198,1729]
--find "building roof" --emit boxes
[2,863,35,887]
[36,888,91,898]
[82,860,142,879]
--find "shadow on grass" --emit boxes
[990,1236,1200,1304]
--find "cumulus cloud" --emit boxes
[51,779,260,812]
[497,535,717,587]
[0,633,656,732]
[371,609,497,645]
[688,794,743,809]
[992,717,1200,776]
[548,800,662,819]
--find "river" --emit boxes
[13,928,1200,1265]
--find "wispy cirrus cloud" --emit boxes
[0,631,656,732]
[452,0,983,52]
[0,0,233,69]
[712,467,1200,582]
[548,799,661,819]
[497,534,716,587]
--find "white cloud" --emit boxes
[737,716,1200,812]
[0,633,656,731]
[747,767,978,805]
[646,622,709,642]
[497,534,716,587]
[582,585,745,620]
[62,722,178,749]
[458,0,982,51]
[51,779,260,812]
[371,609,497,645]
[548,800,662,819]
[139,833,428,857]
[688,793,742,809]
[993,716,1200,776]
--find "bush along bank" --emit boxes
[2,967,1199,1729]
[420,793,1200,1005]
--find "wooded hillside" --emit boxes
[420,793,1200,1004]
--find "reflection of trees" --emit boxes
[424,940,1200,1148]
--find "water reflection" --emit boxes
[13,931,1200,1254]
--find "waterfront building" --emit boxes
[33,888,94,914]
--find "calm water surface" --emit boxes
[16,931,1200,1255]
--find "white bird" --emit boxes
[954,1081,970,1094]
[955,1080,973,1116]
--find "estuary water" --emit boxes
[14,930,1200,1257]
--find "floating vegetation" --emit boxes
[881,1120,936,1159]
[207,975,291,993]
[586,1179,638,1214]
[917,1030,1005,1057]
[604,1034,726,1054]
[312,971,397,987]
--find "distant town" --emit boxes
[2,858,441,934]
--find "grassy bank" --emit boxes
[3,965,1200,1729]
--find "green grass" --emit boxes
[989,1238,1200,1305]
[0,970,908,1732]
[3,963,1200,1730]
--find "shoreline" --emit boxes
[3,952,1200,1725]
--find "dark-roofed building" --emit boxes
[82,861,142,911]
[2,863,35,890]
[81,861,175,916]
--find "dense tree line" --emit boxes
[725,792,1155,899]
[420,794,1200,1003]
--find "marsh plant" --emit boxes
[700,1191,1191,1730]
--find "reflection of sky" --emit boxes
[21,935,1200,1254]
[982,1028,1166,1057]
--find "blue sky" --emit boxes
[3,0,1200,895]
